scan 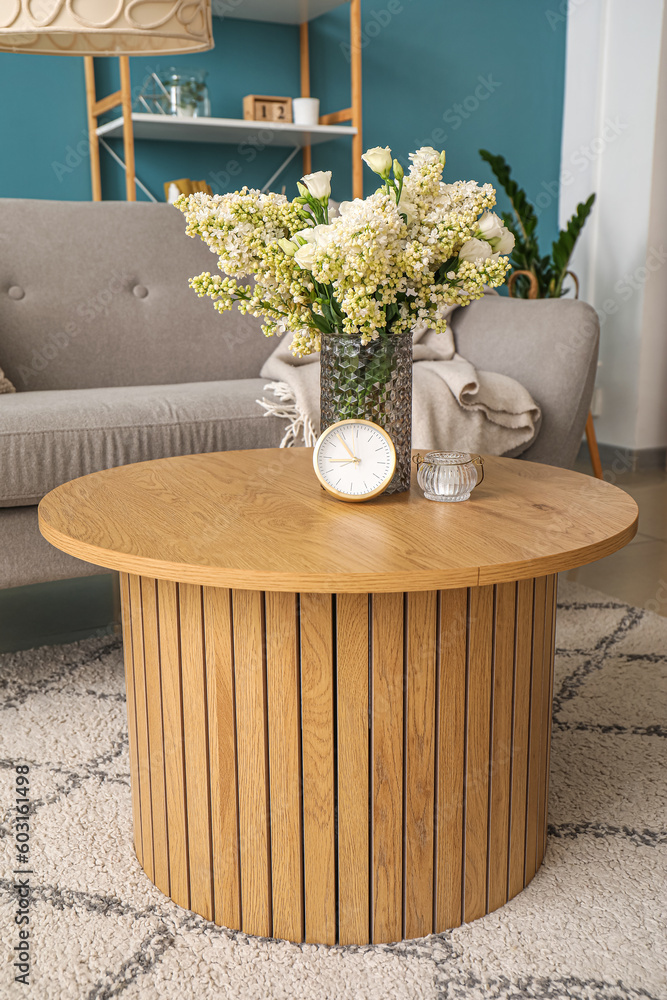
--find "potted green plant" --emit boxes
[479,150,595,299]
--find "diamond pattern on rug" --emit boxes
[0,580,665,999]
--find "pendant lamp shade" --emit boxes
[0,1,214,56]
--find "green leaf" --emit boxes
[479,149,595,298]
[479,149,539,245]
[551,193,596,277]
[309,312,332,335]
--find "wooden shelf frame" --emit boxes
[84,54,136,201]
[84,0,363,201]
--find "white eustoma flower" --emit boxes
[312,224,334,246]
[302,171,332,200]
[294,227,316,243]
[459,238,493,262]
[477,211,504,241]
[294,242,318,270]
[362,146,392,176]
[493,227,515,255]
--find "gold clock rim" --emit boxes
[312,418,397,503]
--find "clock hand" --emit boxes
[336,433,357,460]
[328,458,359,464]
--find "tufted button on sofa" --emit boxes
[0,199,599,590]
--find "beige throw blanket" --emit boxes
[258,305,541,456]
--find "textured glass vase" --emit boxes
[320,329,413,494]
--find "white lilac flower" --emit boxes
[176,147,511,356]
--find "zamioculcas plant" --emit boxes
[479,149,595,299]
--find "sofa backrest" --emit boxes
[0,199,277,391]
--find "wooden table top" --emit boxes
[38,449,638,593]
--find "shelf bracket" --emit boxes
[98,138,158,202]
[262,145,301,194]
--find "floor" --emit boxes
[568,449,667,615]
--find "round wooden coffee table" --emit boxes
[39,449,637,945]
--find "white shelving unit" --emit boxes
[96,113,356,148]
[85,0,362,201]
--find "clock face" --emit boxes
[313,419,397,502]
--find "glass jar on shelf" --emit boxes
[163,68,210,118]
[135,69,211,118]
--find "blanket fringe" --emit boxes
[256,381,318,448]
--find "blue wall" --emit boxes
[310,0,567,245]
[0,0,566,242]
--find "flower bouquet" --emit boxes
[177,145,514,491]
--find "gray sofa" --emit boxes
[0,198,600,590]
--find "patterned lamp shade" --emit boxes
[0,1,214,56]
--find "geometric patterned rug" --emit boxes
[0,580,665,999]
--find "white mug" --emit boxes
[293,97,320,126]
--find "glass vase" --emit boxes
[320,329,413,494]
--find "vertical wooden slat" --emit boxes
[203,586,241,929]
[300,592,336,944]
[404,590,437,939]
[525,576,547,884]
[128,574,153,881]
[83,57,102,201]
[435,588,467,931]
[157,579,189,909]
[544,574,559,859]
[141,576,169,896]
[119,573,143,865]
[508,578,534,899]
[487,582,516,912]
[537,575,557,866]
[265,591,303,942]
[299,22,312,176]
[371,591,404,943]
[464,584,494,923]
[179,583,214,921]
[350,0,363,198]
[337,593,370,945]
[119,56,136,201]
[233,589,272,937]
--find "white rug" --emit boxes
[0,580,665,999]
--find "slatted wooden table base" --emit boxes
[39,449,638,946]
[120,572,557,944]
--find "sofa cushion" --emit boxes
[0,379,284,506]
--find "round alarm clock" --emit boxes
[313,418,397,502]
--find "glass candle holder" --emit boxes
[414,451,484,502]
